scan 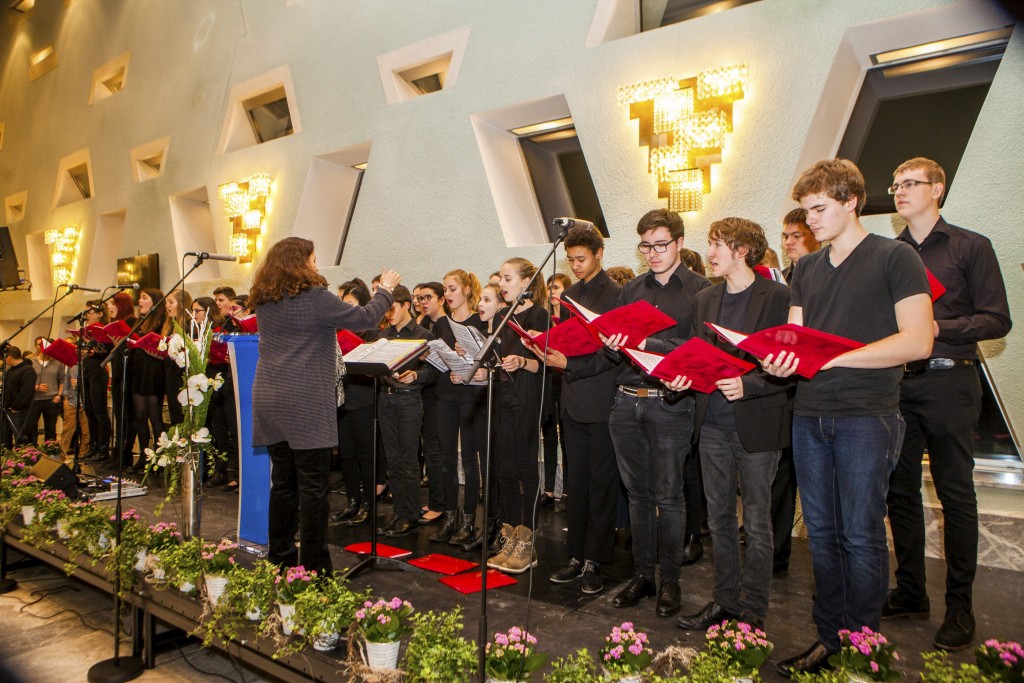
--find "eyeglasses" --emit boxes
[637,241,674,254]
[887,179,933,195]
[415,294,435,303]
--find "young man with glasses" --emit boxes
[600,209,710,618]
[884,157,1012,651]
[764,159,934,677]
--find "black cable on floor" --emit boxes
[171,639,245,683]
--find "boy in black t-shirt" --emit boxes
[764,160,933,677]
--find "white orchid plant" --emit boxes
[144,317,225,495]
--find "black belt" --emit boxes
[380,386,418,395]
[618,385,668,398]
[905,358,976,374]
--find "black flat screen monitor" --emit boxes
[116,253,160,302]
[0,226,20,289]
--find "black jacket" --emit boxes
[692,275,793,453]
[2,359,37,412]
[560,269,622,423]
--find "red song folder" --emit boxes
[407,553,479,576]
[41,338,79,367]
[91,320,132,343]
[925,268,946,302]
[343,542,412,559]
[127,332,168,358]
[559,297,675,347]
[623,337,756,393]
[337,329,364,355]
[706,322,865,379]
[235,314,258,333]
[508,316,604,357]
[439,568,517,594]
[209,340,229,366]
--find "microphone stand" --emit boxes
[89,256,211,683]
[463,222,567,682]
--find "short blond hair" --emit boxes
[894,157,945,186]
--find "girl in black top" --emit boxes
[414,282,447,523]
[80,301,111,462]
[105,292,137,468]
[487,258,552,574]
[131,288,167,470]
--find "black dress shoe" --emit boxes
[377,516,399,535]
[881,588,930,620]
[656,581,681,617]
[343,506,369,526]
[676,601,735,630]
[934,609,975,651]
[428,511,458,542]
[384,517,417,538]
[549,558,582,584]
[775,642,834,678]
[680,534,704,566]
[612,575,656,608]
[539,492,555,507]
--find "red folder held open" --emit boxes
[706,322,865,379]
[622,337,755,393]
[209,340,229,366]
[127,332,168,358]
[337,329,364,355]
[235,314,258,333]
[507,316,604,357]
[559,297,675,347]
[41,338,79,367]
[91,320,132,343]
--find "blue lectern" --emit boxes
[226,334,270,551]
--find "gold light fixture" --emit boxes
[218,173,271,263]
[44,224,79,286]
[618,63,748,212]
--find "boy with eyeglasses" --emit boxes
[884,157,1012,651]
[764,159,934,677]
[599,208,710,618]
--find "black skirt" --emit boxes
[131,350,166,397]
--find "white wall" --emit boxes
[0,0,1020,434]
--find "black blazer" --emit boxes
[692,275,792,453]
[560,269,622,424]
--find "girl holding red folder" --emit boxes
[131,288,167,472]
[487,257,551,574]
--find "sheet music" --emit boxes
[345,338,426,368]
[622,347,662,374]
[707,322,748,347]
[449,319,485,356]
[428,339,486,385]
[562,296,600,323]
[424,340,451,371]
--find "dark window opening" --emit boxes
[68,163,91,199]
[334,165,365,267]
[244,86,294,144]
[641,0,761,31]
[973,355,1021,460]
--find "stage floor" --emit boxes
[2,467,1022,682]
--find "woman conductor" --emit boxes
[249,237,401,573]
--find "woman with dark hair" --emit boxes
[80,301,112,462]
[330,279,383,525]
[131,288,167,471]
[190,296,222,327]
[251,237,399,573]
[105,292,137,468]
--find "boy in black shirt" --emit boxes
[764,159,933,676]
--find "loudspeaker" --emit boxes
[29,457,78,499]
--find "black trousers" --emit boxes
[495,389,540,528]
[82,358,111,450]
[209,378,238,478]
[1,410,29,447]
[27,398,61,443]
[268,442,333,574]
[888,365,981,613]
[437,393,484,515]
[562,414,619,563]
[164,362,184,427]
[338,403,376,501]
[421,393,444,512]
[684,443,705,537]
[770,445,797,572]
[110,352,136,466]
[378,391,424,522]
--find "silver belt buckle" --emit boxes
[928,358,955,371]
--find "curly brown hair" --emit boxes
[249,237,327,307]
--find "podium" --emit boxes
[226,334,270,552]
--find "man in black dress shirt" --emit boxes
[531,225,621,594]
[601,209,711,618]
[884,157,1012,651]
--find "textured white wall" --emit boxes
[0,0,1019,437]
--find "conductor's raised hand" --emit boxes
[762,350,799,378]
[379,268,401,290]
[661,375,693,392]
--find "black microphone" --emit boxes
[114,283,140,290]
[68,284,102,292]
[186,251,237,262]
[552,217,597,231]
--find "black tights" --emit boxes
[133,393,164,452]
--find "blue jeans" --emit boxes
[609,391,694,583]
[793,414,904,651]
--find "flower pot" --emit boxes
[244,605,263,622]
[733,678,755,683]
[205,574,229,605]
[488,679,526,683]
[363,639,401,669]
[278,602,297,636]
[179,580,196,594]
[56,519,72,539]
[603,669,641,683]
[133,549,148,571]
[846,674,873,683]
[147,554,166,581]
[20,506,35,526]
[312,631,340,652]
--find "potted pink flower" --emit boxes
[829,627,900,682]
[705,619,773,681]
[274,565,317,636]
[976,639,1024,682]
[355,597,415,668]
[599,622,652,683]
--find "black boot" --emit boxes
[329,497,361,525]
[429,511,459,542]
[343,504,369,526]
[449,510,477,545]
[460,517,499,552]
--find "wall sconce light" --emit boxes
[218,173,270,263]
[44,224,79,286]
[618,63,748,212]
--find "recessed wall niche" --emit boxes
[5,191,27,223]
[29,44,58,81]
[129,136,171,183]
[89,51,131,104]
[0,122,5,150]
[217,66,301,155]
[53,149,94,208]
[376,27,470,104]
[168,186,221,280]
[83,209,126,290]
[292,142,372,266]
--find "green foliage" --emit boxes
[200,562,276,648]
[159,536,204,590]
[920,651,995,683]
[545,648,600,683]
[401,606,478,683]
[273,575,368,657]
[485,626,547,681]
[791,669,849,683]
